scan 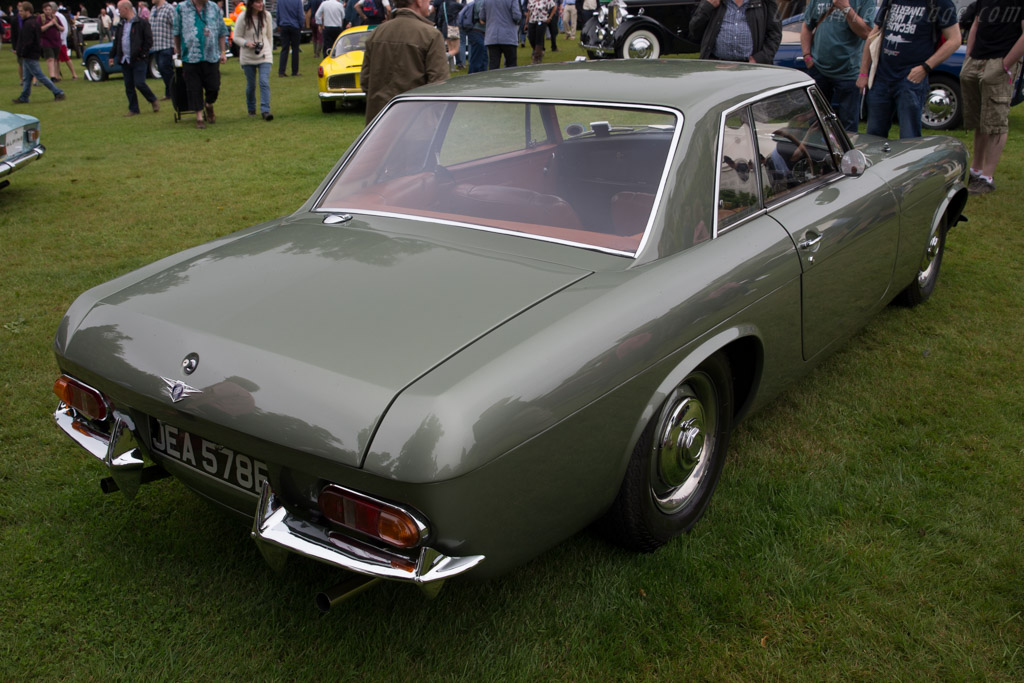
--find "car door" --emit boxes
[751,88,900,360]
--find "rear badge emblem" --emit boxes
[161,377,202,403]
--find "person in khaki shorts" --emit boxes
[960,0,1024,195]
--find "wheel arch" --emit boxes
[613,17,672,54]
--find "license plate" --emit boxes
[4,129,23,157]
[149,419,268,496]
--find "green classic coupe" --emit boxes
[52,60,968,611]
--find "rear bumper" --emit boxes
[55,400,486,595]
[252,482,485,596]
[0,145,45,179]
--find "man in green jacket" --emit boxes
[360,0,448,123]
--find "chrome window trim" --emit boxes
[313,96,685,259]
[713,81,814,240]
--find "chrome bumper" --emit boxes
[0,145,45,179]
[580,40,614,55]
[251,482,485,598]
[319,91,366,101]
[54,402,148,498]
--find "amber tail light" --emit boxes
[53,375,109,422]
[318,485,424,549]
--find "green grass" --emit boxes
[2,44,1023,681]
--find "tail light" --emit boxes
[318,66,324,78]
[26,128,39,144]
[318,484,426,549]
[54,375,109,421]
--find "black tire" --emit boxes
[617,28,660,59]
[601,353,733,552]
[923,74,962,130]
[86,55,108,81]
[320,100,335,113]
[895,216,946,306]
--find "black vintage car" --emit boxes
[581,0,701,59]
[581,0,805,59]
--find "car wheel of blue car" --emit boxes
[618,29,660,59]
[896,215,946,307]
[923,74,962,131]
[86,56,108,81]
[601,352,733,552]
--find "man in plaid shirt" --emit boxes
[149,0,174,100]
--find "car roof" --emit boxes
[403,60,812,117]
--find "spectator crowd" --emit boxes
[2,0,1023,192]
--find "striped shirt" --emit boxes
[150,2,175,51]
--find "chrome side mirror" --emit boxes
[840,149,869,177]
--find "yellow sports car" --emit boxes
[317,25,376,113]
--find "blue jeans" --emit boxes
[458,30,467,67]
[807,66,861,133]
[153,47,174,99]
[278,25,301,75]
[18,58,64,101]
[467,31,486,74]
[243,62,272,114]
[866,76,929,139]
[123,59,157,113]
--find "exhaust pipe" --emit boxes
[315,574,382,613]
[99,464,171,494]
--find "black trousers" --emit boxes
[487,43,517,69]
[278,25,301,75]
[182,60,220,112]
[322,26,343,54]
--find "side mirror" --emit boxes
[840,149,869,177]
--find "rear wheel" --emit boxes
[601,353,733,552]
[617,29,660,59]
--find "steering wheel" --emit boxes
[773,129,817,177]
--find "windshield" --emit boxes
[331,30,371,57]
[316,99,680,256]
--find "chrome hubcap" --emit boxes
[917,234,940,286]
[923,86,954,127]
[627,37,654,59]
[651,376,717,514]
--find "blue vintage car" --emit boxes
[0,110,45,191]
[773,16,966,130]
[82,42,162,82]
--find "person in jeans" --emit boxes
[149,0,175,100]
[800,0,875,132]
[959,0,1024,194]
[109,0,159,116]
[856,0,960,139]
[12,1,66,103]
[276,0,304,77]
[234,0,274,120]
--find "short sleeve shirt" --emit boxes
[875,0,958,81]
[805,0,877,79]
[970,0,1024,59]
[173,0,229,63]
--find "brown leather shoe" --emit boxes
[124,111,139,117]
[151,99,160,113]
[204,103,215,123]
[196,119,206,129]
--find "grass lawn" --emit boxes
[1,41,1023,681]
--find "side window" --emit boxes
[810,87,849,161]
[717,107,761,227]
[751,89,838,202]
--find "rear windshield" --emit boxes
[316,99,680,256]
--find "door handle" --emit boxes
[798,232,823,250]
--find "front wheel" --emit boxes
[86,55,108,81]
[895,216,946,306]
[600,353,733,552]
[617,29,660,59]
[320,100,335,113]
